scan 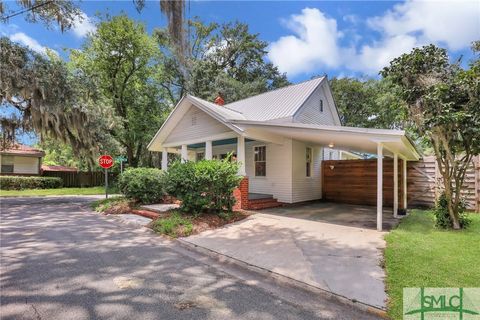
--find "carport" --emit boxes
[231,121,421,231]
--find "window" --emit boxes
[254,146,266,176]
[319,99,324,112]
[306,147,312,177]
[1,155,14,173]
[196,153,204,161]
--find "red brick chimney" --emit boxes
[214,92,225,106]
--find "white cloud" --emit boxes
[368,0,480,51]
[9,32,53,55]
[71,12,96,38]
[269,1,480,76]
[268,8,342,75]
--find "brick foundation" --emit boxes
[233,176,249,211]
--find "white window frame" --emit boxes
[253,145,266,177]
[306,147,312,177]
[1,155,14,173]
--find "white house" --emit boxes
[148,76,420,231]
[0,144,45,175]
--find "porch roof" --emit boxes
[233,120,420,161]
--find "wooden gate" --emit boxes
[322,159,404,207]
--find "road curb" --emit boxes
[177,238,388,319]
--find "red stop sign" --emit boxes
[98,155,114,169]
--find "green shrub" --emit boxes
[117,167,165,204]
[434,192,471,229]
[164,158,242,214]
[91,197,131,213]
[151,212,193,237]
[0,176,62,190]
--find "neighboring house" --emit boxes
[0,144,45,175]
[41,165,78,173]
[148,77,420,230]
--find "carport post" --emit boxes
[181,144,188,163]
[377,143,383,231]
[205,140,213,160]
[237,135,246,175]
[162,148,168,171]
[403,156,407,211]
[393,153,398,218]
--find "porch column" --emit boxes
[377,143,383,231]
[205,140,213,160]
[393,153,398,218]
[181,144,188,163]
[237,135,246,176]
[161,148,168,171]
[403,157,408,211]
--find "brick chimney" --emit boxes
[214,92,225,106]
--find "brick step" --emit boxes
[248,198,283,210]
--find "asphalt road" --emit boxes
[0,196,380,320]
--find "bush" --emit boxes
[91,197,131,214]
[434,192,471,229]
[0,176,62,190]
[164,158,242,214]
[151,212,193,237]
[117,167,165,204]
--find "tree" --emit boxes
[0,37,113,163]
[155,19,289,105]
[70,15,169,167]
[0,0,82,32]
[381,43,480,229]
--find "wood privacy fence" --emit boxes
[322,159,405,208]
[42,171,118,188]
[407,156,480,212]
[322,156,480,212]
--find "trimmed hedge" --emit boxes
[117,167,165,204]
[164,158,242,214]
[0,176,63,190]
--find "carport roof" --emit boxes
[232,120,420,160]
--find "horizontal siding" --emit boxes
[245,139,293,203]
[13,156,39,174]
[164,105,231,144]
[292,140,322,202]
[293,83,337,126]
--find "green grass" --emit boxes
[0,186,117,197]
[151,211,193,237]
[384,210,480,319]
[90,197,129,212]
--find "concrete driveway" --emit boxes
[184,204,389,310]
[1,196,380,320]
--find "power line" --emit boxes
[2,0,54,20]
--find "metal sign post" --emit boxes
[98,155,114,199]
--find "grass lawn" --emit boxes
[0,186,117,197]
[384,210,480,319]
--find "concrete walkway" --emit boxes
[183,213,388,310]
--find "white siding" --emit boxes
[291,140,322,203]
[164,105,231,144]
[293,83,338,126]
[13,156,40,174]
[246,139,293,203]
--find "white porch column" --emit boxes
[181,144,188,163]
[205,140,213,160]
[393,153,398,218]
[403,157,408,211]
[237,135,246,176]
[161,148,168,171]
[377,143,383,231]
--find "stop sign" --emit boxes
[98,155,114,169]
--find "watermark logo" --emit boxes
[404,288,480,319]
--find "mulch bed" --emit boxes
[189,212,249,234]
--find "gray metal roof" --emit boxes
[187,95,246,121]
[224,76,325,121]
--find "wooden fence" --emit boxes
[42,171,118,188]
[407,156,480,212]
[322,156,480,212]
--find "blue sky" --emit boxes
[2,0,479,83]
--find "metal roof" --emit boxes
[224,76,325,121]
[187,95,246,121]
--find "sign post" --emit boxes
[115,156,127,173]
[98,155,114,199]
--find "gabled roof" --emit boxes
[224,76,326,121]
[0,144,45,157]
